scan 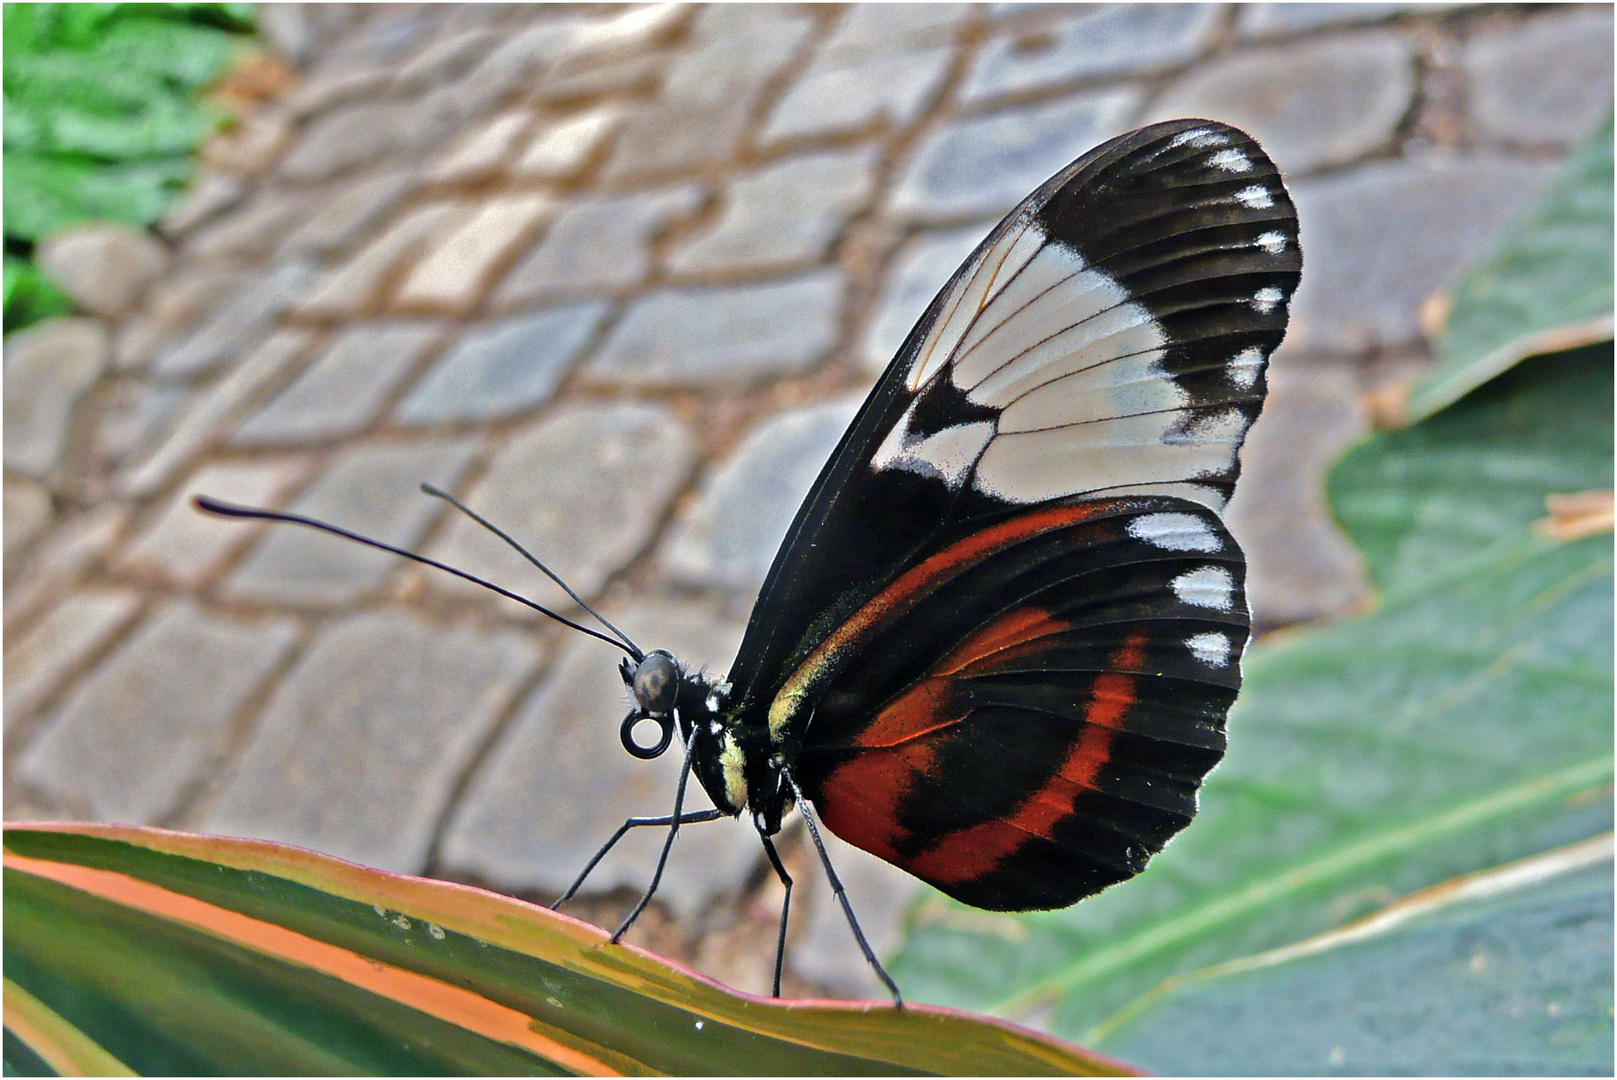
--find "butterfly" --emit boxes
[199,118,1301,1006]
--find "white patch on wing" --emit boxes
[953,244,1089,376]
[1209,149,1253,173]
[1255,231,1287,253]
[1252,286,1284,313]
[998,352,1187,431]
[907,222,1047,392]
[1228,346,1265,389]
[1234,185,1273,209]
[871,399,995,489]
[1172,566,1235,611]
[974,414,1242,503]
[1186,631,1231,666]
[1128,512,1221,552]
[1170,128,1230,149]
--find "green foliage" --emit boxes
[889,112,1616,1073]
[3,249,72,328]
[2,2,253,331]
[1095,844,1613,1075]
[3,824,1127,1076]
[1408,111,1614,422]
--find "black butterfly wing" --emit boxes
[724,120,1300,908]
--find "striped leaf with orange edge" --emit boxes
[3,822,1133,1076]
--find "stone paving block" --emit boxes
[233,322,444,445]
[962,4,1220,104]
[279,171,416,259]
[792,824,924,999]
[587,271,846,388]
[4,476,52,560]
[823,3,970,53]
[393,194,553,313]
[512,106,622,181]
[283,65,393,120]
[152,262,313,378]
[762,44,954,144]
[1226,362,1369,629]
[279,101,413,183]
[93,379,193,472]
[888,89,1141,221]
[536,50,667,103]
[441,598,761,916]
[4,504,128,631]
[3,318,110,478]
[662,395,864,595]
[1464,8,1615,147]
[158,171,248,239]
[452,19,583,109]
[858,224,990,375]
[494,186,703,305]
[199,109,293,175]
[603,6,815,179]
[117,458,312,588]
[396,304,607,425]
[668,147,881,274]
[295,203,466,318]
[116,262,250,371]
[1238,3,1449,38]
[14,599,299,823]
[186,188,317,261]
[1285,155,1556,356]
[427,402,697,610]
[392,27,497,94]
[1148,33,1415,175]
[4,588,143,728]
[202,611,537,874]
[549,2,685,70]
[36,223,169,318]
[424,110,536,184]
[121,330,314,497]
[223,437,480,607]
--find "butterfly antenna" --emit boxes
[418,483,643,661]
[192,496,640,660]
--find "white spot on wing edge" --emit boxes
[1229,346,1265,389]
[1172,566,1236,611]
[1255,231,1287,253]
[1186,631,1231,666]
[1235,185,1273,209]
[1209,149,1253,173]
[1128,512,1221,553]
[1170,128,1231,149]
[1252,286,1284,313]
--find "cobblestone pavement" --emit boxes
[5,3,1612,999]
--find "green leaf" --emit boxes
[892,527,1612,1043]
[3,251,74,333]
[1331,344,1613,591]
[3,823,1129,1076]
[3,151,190,239]
[1090,836,1614,1075]
[1407,111,1614,423]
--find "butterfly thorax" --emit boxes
[622,651,793,833]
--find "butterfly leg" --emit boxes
[610,729,698,943]
[783,769,903,1008]
[552,807,723,910]
[756,832,792,998]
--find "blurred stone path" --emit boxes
[5,2,1610,998]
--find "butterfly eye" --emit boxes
[631,651,679,714]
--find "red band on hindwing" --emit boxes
[904,630,1148,886]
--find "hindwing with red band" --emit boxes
[790,497,1246,910]
[719,119,1300,911]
